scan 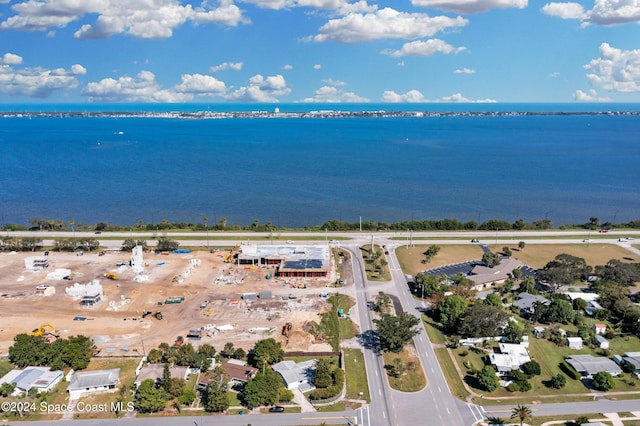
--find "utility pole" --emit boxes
[359,216,362,232]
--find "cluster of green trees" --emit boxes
[308,359,344,400]
[3,214,639,233]
[373,312,421,353]
[146,342,215,370]
[0,237,43,252]
[134,363,197,413]
[8,334,95,370]
[0,236,101,252]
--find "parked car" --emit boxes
[471,239,479,243]
[269,406,285,413]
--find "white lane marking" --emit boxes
[437,386,441,393]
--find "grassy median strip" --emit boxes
[382,345,426,392]
[343,349,370,402]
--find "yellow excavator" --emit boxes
[31,323,59,338]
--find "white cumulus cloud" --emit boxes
[311,8,468,43]
[300,85,370,102]
[454,67,475,74]
[382,90,495,102]
[583,43,640,92]
[381,89,427,102]
[543,0,640,25]
[412,0,527,14]
[174,74,227,95]
[210,62,244,73]
[541,2,587,19]
[0,0,248,39]
[573,89,612,101]
[440,92,496,102]
[283,64,294,70]
[0,57,86,98]
[322,78,347,86]
[82,70,205,102]
[227,74,291,102]
[240,0,375,13]
[1,53,23,65]
[383,39,466,57]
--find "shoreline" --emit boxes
[2,110,640,119]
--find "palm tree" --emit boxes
[485,417,504,425]
[510,404,532,426]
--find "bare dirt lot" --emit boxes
[0,249,336,356]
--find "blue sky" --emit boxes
[0,0,639,103]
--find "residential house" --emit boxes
[594,323,607,335]
[622,352,640,374]
[565,355,621,379]
[67,369,120,399]
[513,293,550,318]
[595,335,609,349]
[567,337,583,350]
[221,360,258,386]
[272,359,317,392]
[488,343,531,375]
[0,366,63,396]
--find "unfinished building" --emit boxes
[236,244,330,278]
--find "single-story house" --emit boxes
[221,360,258,385]
[594,323,607,335]
[595,335,609,349]
[565,355,622,379]
[513,293,550,318]
[272,359,317,392]
[562,292,599,303]
[135,363,189,387]
[567,337,583,350]
[489,343,531,375]
[68,368,120,399]
[622,352,640,373]
[0,366,63,395]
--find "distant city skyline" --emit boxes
[1,0,639,104]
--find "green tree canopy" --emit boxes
[241,369,281,408]
[438,295,468,330]
[592,371,614,391]
[134,379,169,413]
[373,312,421,353]
[538,254,592,291]
[251,338,284,370]
[478,366,499,392]
[456,304,510,338]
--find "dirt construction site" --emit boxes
[0,248,346,357]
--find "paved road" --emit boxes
[384,245,481,426]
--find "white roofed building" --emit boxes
[489,343,531,375]
[68,369,120,399]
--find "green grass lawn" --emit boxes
[382,345,426,392]
[395,242,636,276]
[315,294,357,350]
[343,349,370,402]
[361,244,392,281]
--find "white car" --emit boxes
[286,240,294,244]
[329,240,339,244]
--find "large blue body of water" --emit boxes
[1,103,639,228]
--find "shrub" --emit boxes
[560,361,582,380]
[549,373,566,389]
[521,361,541,378]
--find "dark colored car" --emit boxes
[269,406,285,413]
